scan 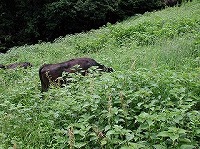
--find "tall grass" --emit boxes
[0,1,199,148]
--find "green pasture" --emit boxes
[0,1,199,148]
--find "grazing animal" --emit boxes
[6,62,32,69]
[39,58,113,92]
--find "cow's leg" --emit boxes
[40,75,50,92]
[41,83,49,92]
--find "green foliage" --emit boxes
[108,14,199,46]
[0,1,200,148]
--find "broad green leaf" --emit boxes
[112,107,119,115]
[101,139,107,146]
[180,144,196,149]
[121,143,145,149]
[137,102,144,107]
[169,134,179,142]
[74,142,86,148]
[179,138,191,143]
[174,115,183,123]
[168,127,178,132]
[104,125,111,131]
[157,131,169,137]
[140,123,149,130]
[153,144,167,149]
[196,129,200,134]
[128,142,145,148]
[178,128,186,134]
[146,119,154,126]
[106,130,116,136]
[126,133,135,141]
[121,147,130,149]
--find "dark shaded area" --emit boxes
[0,0,191,53]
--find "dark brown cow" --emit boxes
[6,62,32,69]
[39,58,113,92]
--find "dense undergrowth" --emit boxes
[0,1,200,148]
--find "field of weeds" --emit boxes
[0,1,199,148]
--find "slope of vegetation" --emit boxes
[0,1,199,148]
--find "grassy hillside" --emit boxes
[0,1,200,148]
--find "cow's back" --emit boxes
[66,58,99,70]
